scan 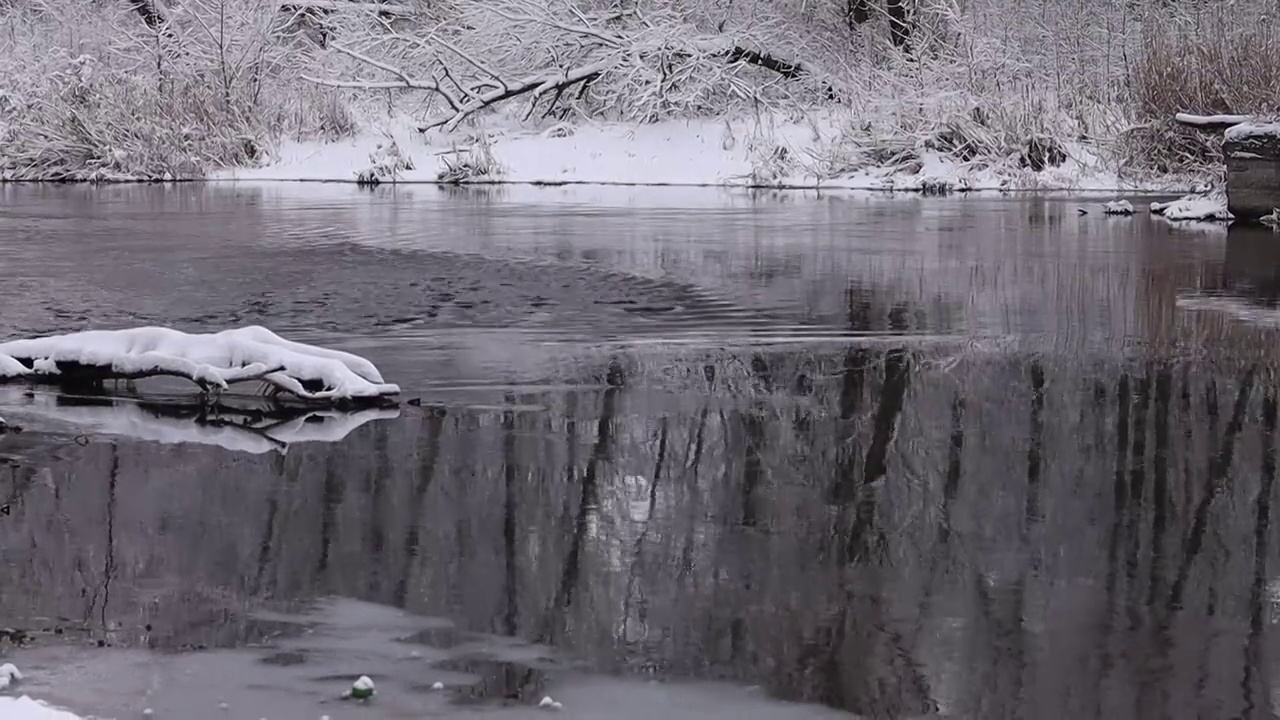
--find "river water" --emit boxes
[0,183,1276,719]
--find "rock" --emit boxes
[349,675,375,700]
[431,681,445,690]
[1223,122,1280,221]
[1102,200,1134,216]
[0,662,21,690]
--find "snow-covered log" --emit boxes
[1174,113,1252,131]
[0,326,400,405]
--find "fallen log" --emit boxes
[0,326,400,407]
[1174,112,1252,132]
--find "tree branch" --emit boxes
[419,59,614,133]
[280,1,414,15]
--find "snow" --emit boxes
[215,113,1140,192]
[1103,199,1134,215]
[1150,192,1233,221]
[0,696,90,720]
[0,326,399,402]
[1224,122,1280,143]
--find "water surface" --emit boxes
[0,184,1277,719]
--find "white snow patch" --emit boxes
[0,326,398,402]
[215,113,1134,192]
[1150,192,1233,221]
[0,696,92,720]
[1225,122,1280,143]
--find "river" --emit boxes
[0,183,1275,719]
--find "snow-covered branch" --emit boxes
[306,2,829,134]
[0,326,400,405]
[280,1,414,14]
[420,58,615,132]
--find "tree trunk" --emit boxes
[127,0,165,29]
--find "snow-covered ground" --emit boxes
[215,113,1178,192]
[0,696,91,720]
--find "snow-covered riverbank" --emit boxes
[0,696,90,720]
[213,114,1198,192]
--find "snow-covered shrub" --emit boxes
[437,132,503,183]
[356,139,414,186]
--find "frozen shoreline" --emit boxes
[212,113,1202,193]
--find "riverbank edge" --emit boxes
[2,112,1220,193]
[202,113,1210,194]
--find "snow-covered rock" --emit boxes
[1225,122,1280,143]
[347,675,375,700]
[0,326,399,403]
[1102,199,1134,215]
[0,696,87,720]
[1150,192,1233,221]
[0,662,22,689]
[1224,122,1280,221]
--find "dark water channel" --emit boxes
[1,184,1279,719]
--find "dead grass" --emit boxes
[1125,2,1280,174]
